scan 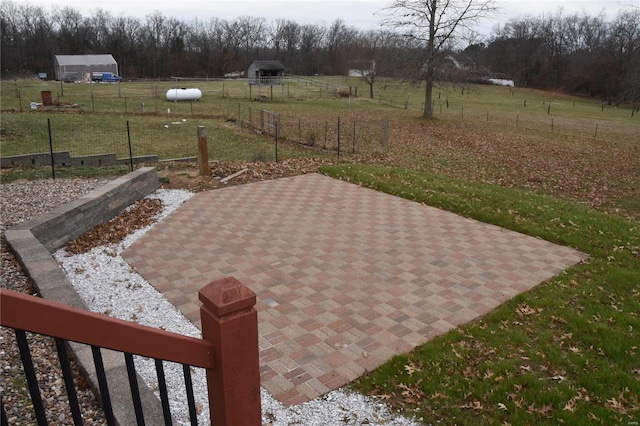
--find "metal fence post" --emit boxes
[337,116,341,158]
[352,121,356,154]
[324,121,328,149]
[47,118,55,180]
[383,118,389,152]
[127,121,133,172]
[199,277,261,426]
[90,83,95,113]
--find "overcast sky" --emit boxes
[20,0,639,34]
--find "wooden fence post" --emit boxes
[199,277,261,426]
[197,126,209,176]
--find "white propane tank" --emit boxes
[166,88,202,101]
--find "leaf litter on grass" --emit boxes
[386,117,639,219]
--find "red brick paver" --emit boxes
[122,173,586,406]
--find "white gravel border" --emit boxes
[54,189,422,426]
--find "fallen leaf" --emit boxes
[65,198,164,254]
[461,400,483,411]
[516,302,536,317]
[404,361,423,376]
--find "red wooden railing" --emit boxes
[0,276,261,426]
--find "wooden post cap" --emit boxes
[199,277,256,317]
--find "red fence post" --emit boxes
[199,277,261,426]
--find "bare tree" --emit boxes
[271,19,300,68]
[353,30,393,98]
[235,16,267,64]
[605,8,640,105]
[383,0,497,118]
[107,15,142,76]
[52,6,92,54]
[324,19,358,75]
[299,24,325,75]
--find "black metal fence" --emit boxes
[6,329,203,425]
[0,290,207,426]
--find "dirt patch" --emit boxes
[157,156,383,192]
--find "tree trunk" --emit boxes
[423,76,434,118]
[423,0,436,119]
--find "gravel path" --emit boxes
[1,178,422,425]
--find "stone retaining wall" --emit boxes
[11,167,159,252]
[0,151,159,168]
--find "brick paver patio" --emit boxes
[122,173,586,406]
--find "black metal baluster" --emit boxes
[154,359,172,425]
[14,329,47,425]
[91,345,116,426]
[124,353,145,425]
[182,364,198,426]
[54,338,83,425]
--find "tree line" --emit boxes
[469,8,640,105]
[1,1,638,105]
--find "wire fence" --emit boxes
[0,78,356,116]
[0,108,389,174]
[1,79,388,172]
[226,103,389,156]
[3,80,634,178]
[368,86,638,143]
[0,116,273,169]
[426,101,638,142]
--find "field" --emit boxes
[1,78,638,217]
[4,75,635,212]
[0,77,392,162]
[2,77,639,424]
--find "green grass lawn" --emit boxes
[320,164,639,425]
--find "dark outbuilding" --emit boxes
[247,60,285,86]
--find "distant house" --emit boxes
[445,53,474,70]
[443,54,515,87]
[247,60,285,86]
[54,54,119,82]
[348,60,376,78]
[224,70,245,79]
[348,69,374,77]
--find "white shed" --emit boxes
[54,54,119,82]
